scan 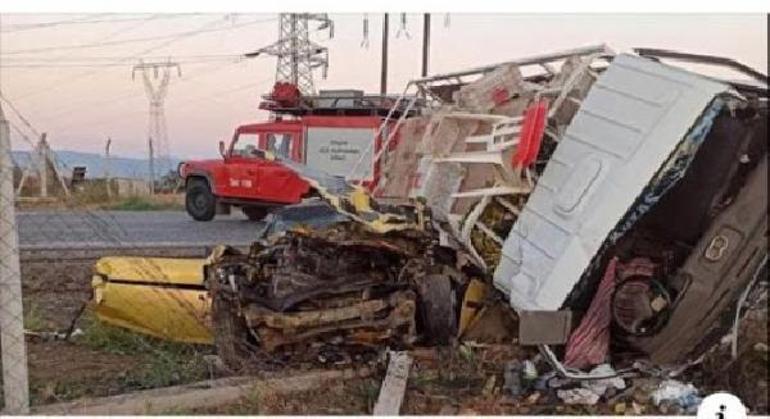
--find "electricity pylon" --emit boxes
[245,13,333,95]
[132,60,181,193]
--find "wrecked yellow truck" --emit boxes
[90,46,768,378]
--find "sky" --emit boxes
[0,13,767,160]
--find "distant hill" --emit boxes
[11,150,182,180]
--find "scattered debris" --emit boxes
[518,310,572,345]
[556,388,600,405]
[25,328,83,341]
[579,364,626,397]
[373,351,413,415]
[502,360,524,397]
[651,379,701,412]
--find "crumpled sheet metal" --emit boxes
[493,53,731,312]
[277,156,425,234]
[91,257,212,345]
[245,290,417,352]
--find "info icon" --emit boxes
[697,392,748,419]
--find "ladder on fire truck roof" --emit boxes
[261,89,424,118]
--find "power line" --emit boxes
[8,121,36,148]
[1,14,201,33]
[9,15,235,103]
[0,94,40,138]
[2,16,277,55]
[2,53,245,63]
[9,14,171,102]
[0,55,246,68]
[29,59,253,130]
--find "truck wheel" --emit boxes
[242,207,268,221]
[185,178,216,221]
[415,273,458,345]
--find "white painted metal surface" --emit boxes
[304,127,375,181]
[493,54,730,311]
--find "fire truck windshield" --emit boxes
[231,132,294,160]
[231,133,263,158]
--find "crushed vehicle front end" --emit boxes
[204,221,469,370]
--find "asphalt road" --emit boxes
[17,210,265,249]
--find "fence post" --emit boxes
[0,101,30,413]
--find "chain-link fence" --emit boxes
[1,99,30,414]
[0,98,279,414]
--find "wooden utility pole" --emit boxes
[422,14,430,77]
[380,13,389,95]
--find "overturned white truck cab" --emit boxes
[494,53,767,368]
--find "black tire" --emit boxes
[415,273,458,345]
[242,206,268,221]
[185,178,216,221]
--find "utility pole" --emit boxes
[0,88,31,415]
[422,14,430,77]
[245,14,333,95]
[104,137,112,199]
[381,13,389,95]
[15,133,69,198]
[132,60,180,194]
[148,137,155,195]
[38,134,47,198]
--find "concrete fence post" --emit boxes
[0,102,30,414]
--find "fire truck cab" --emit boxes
[179,87,417,221]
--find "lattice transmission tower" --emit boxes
[247,13,334,95]
[132,60,181,192]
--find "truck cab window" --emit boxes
[265,133,293,159]
[231,133,264,158]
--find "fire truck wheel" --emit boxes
[242,207,268,221]
[185,178,216,221]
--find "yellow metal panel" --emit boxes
[94,257,206,285]
[92,257,212,344]
[458,279,488,338]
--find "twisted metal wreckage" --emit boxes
[91,45,768,379]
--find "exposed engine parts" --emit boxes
[205,224,467,370]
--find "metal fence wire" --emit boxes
[0,101,249,414]
[1,101,30,414]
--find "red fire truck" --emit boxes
[178,84,418,221]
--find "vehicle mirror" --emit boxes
[219,140,226,158]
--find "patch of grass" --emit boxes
[203,388,263,415]
[103,195,183,211]
[24,300,47,331]
[78,316,212,391]
[351,378,381,413]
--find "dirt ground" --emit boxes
[16,258,769,415]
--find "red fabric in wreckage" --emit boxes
[563,257,619,369]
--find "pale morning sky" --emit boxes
[0,13,766,159]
